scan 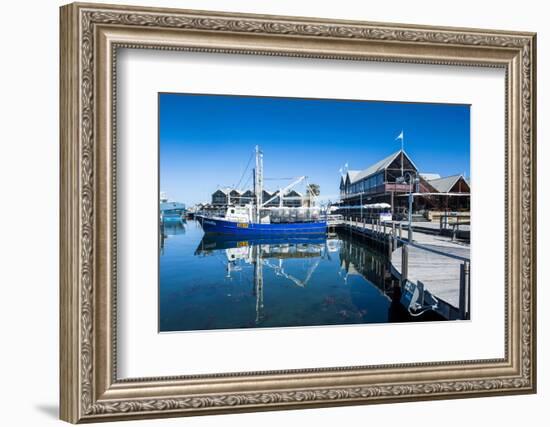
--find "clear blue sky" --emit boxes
[159,93,470,206]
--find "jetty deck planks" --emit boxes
[391,244,469,308]
[343,219,470,309]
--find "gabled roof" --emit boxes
[213,188,230,195]
[345,170,361,184]
[420,173,441,181]
[214,187,242,195]
[350,150,418,184]
[428,174,469,193]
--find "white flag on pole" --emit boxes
[395,130,404,141]
[395,130,405,174]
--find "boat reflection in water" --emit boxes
[159,221,431,332]
[195,235,329,325]
[159,220,186,255]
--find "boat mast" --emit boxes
[253,244,264,324]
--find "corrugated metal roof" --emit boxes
[346,170,361,183]
[349,150,418,184]
[427,174,466,193]
[420,173,441,181]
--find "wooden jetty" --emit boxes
[337,217,470,320]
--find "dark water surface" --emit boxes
[159,220,422,332]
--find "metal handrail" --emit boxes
[344,218,470,262]
[395,237,470,263]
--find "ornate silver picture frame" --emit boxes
[60,2,536,423]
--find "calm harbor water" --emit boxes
[159,220,432,332]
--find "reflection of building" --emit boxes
[159,220,186,254]
[339,150,470,216]
[211,187,305,208]
[195,235,327,324]
[338,233,391,292]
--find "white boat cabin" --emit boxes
[224,205,271,224]
[223,204,323,224]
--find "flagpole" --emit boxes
[395,130,404,177]
[401,130,404,177]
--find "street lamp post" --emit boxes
[402,172,419,242]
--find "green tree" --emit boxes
[306,183,320,197]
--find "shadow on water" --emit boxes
[159,220,442,332]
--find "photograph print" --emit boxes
[158,93,471,333]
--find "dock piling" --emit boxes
[459,261,471,319]
[401,243,409,285]
[417,281,426,307]
[391,223,396,250]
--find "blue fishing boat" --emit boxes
[199,215,327,236]
[197,146,327,236]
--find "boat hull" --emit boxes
[162,214,184,222]
[197,216,327,236]
[197,234,327,252]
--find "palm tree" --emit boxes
[307,183,320,196]
[306,183,320,207]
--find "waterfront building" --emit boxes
[211,188,232,206]
[211,188,306,208]
[262,190,279,207]
[240,189,255,205]
[338,149,470,219]
[283,190,303,207]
